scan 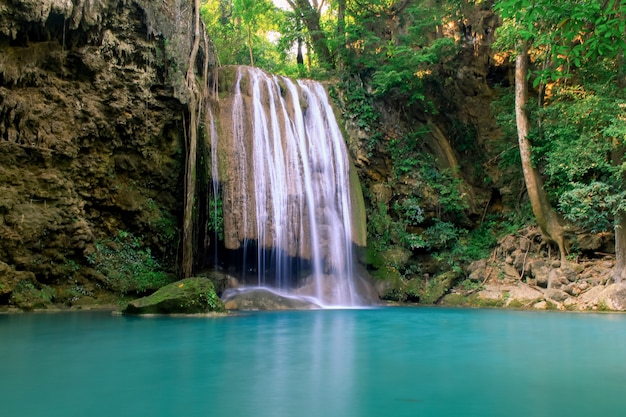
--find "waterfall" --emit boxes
[210,66,368,307]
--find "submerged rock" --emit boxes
[123,278,225,315]
[222,288,320,311]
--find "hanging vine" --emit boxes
[182,0,213,277]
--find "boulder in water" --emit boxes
[123,278,225,315]
[222,288,320,311]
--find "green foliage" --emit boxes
[368,196,427,255]
[202,0,283,68]
[457,279,484,292]
[451,218,499,262]
[495,0,626,85]
[418,162,469,218]
[394,197,425,225]
[331,77,382,157]
[10,280,54,309]
[145,198,178,244]
[532,83,626,230]
[333,78,379,133]
[372,37,456,105]
[424,219,462,251]
[87,231,172,294]
[388,130,427,177]
[208,195,224,240]
[204,285,225,312]
[490,87,522,173]
[202,0,466,85]
[343,1,459,106]
[367,201,394,252]
[560,183,625,233]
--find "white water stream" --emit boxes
[216,66,363,307]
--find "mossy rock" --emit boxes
[505,299,526,309]
[466,293,506,308]
[405,278,423,302]
[441,293,470,307]
[123,278,225,315]
[371,266,407,301]
[418,271,461,304]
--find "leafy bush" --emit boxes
[424,219,462,250]
[87,231,172,294]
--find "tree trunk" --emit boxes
[296,37,304,66]
[614,213,626,283]
[612,131,626,282]
[515,44,567,263]
[293,0,334,67]
[182,0,203,278]
[336,0,346,71]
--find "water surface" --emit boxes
[1,308,625,417]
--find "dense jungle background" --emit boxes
[1,0,626,311]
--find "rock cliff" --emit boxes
[0,0,210,308]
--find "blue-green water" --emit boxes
[1,307,625,417]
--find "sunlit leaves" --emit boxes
[559,182,614,232]
[201,0,283,67]
[494,0,626,84]
[534,83,626,229]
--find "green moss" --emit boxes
[372,266,407,302]
[441,293,469,306]
[123,278,225,315]
[370,265,403,282]
[217,66,239,94]
[418,271,461,304]
[506,299,525,309]
[466,293,506,308]
[597,300,610,311]
[349,162,367,248]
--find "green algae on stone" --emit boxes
[418,270,461,304]
[123,278,225,315]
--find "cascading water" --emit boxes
[210,66,369,307]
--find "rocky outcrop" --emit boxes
[439,229,626,311]
[123,277,225,315]
[0,0,212,308]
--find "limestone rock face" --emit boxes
[0,0,211,308]
[123,278,225,315]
